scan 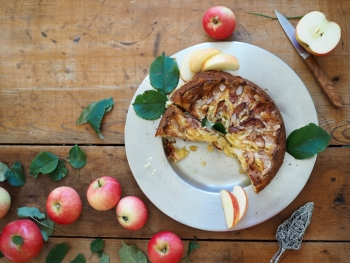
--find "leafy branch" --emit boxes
[29,144,87,181]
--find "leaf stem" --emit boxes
[30,216,65,234]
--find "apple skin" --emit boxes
[202,6,236,39]
[46,186,82,225]
[148,231,184,263]
[0,219,44,263]
[0,187,11,219]
[87,176,122,211]
[116,196,148,231]
[295,11,341,56]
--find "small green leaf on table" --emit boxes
[4,161,26,187]
[90,238,104,259]
[76,97,114,139]
[17,207,46,220]
[48,159,68,182]
[39,218,55,241]
[133,90,168,120]
[99,252,110,263]
[45,242,70,263]
[30,152,59,178]
[67,145,87,169]
[0,250,4,258]
[187,236,200,256]
[286,123,332,159]
[0,162,9,182]
[118,242,147,263]
[70,253,86,263]
[150,52,180,95]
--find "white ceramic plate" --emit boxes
[125,42,317,231]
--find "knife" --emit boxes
[275,10,343,108]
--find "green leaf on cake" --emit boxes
[286,123,331,159]
[201,116,227,135]
[133,90,168,120]
[76,97,114,139]
[150,52,180,95]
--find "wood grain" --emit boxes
[304,56,343,108]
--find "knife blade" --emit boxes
[275,10,342,108]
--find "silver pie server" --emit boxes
[269,202,314,263]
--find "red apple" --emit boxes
[295,11,341,56]
[116,196,148,231]
[0,187,11,219]
[87,176,122,211]
[202,6,236,39]
[148,231,184,263]
[46,186,82,225]
[0,219,44,263]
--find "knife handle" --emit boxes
[303,56,342,108]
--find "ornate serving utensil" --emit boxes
[269,202,314,263]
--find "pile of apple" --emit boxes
[180,48,240,82]
[0,178,185,263]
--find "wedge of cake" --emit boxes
[156,71,286,193]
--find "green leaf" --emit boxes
[45,242,70,263]
[30,152,59,178]
[76,97,114,139]
[70,253,86,263]
[187,236,200,256]
[0,250,4,258]
[132,90,168,120]
[5,161,26,187]
[201,116,227,134]
[99,252,110,263]
[286,123,331,159]
[48,159,67,182]
[0,162,9,182]
[96,250,104,258]
[17,207,46,220]
[118,242,147,263]
[90,238,104,254]
[39,218,55,241]
[67,145,87,169]
[150,52,180,95]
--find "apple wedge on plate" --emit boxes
[220,185,248,228]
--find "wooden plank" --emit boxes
[0,237,349,263]
[0,146,349,241]
[0,0,349,145]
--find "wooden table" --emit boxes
[0,0,349,262]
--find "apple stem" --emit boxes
[12,235,24,246]
[214,16,219,24]
[122,215,128,222]
[97,179,102,187]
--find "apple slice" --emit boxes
[232,185,248,221]
[295,11,341,56]
[202,53,240,71]
[180,50,201,82]
[220,190,240,228]
[189,48,222,73]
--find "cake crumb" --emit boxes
[207,144,214,153]
[189,145,198,152]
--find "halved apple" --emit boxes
[220,190,240,228]
[295,11,341,56]
[202,53,240,71]
[180,50,201,82]
[189,48,222,73]
[232,185,248,221]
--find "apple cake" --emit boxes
[155,71,286,193]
